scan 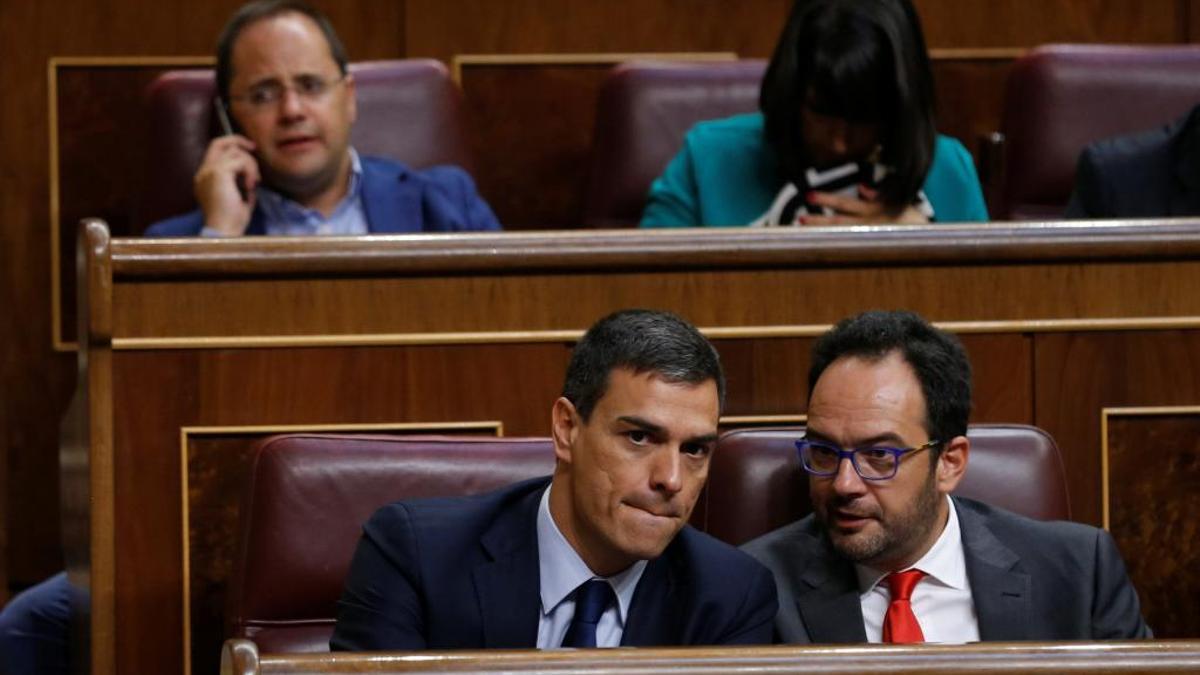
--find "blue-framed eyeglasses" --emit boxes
[794,438,941,481]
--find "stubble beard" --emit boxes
[821,469,942,567]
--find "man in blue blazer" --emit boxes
[331,310,777,650]
[743,311,1150,644]
[145,0,498,237]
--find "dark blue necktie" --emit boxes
[560,579,614,648]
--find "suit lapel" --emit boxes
[794,547,868,644]
[620,555,680,646]
[472,488,542,648]
[956,499,1032,641]
[360,159,424,233]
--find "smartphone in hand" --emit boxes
[212,97,250,203]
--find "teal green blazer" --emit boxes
[641,112,988,227]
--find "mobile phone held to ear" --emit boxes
[212,97,250,203]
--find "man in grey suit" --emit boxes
[742,310,1151,644]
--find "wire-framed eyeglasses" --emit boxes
[229,73,348,109]
[795,438,941,481]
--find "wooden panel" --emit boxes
[404,0,788,64]
[1104,411,1200,638]
[916,0,1189,47]
[81,221,1200,671]
[111,343,567,674]
[1033,331,1200,527]
[0,0,405,595]
[461,63,620,229]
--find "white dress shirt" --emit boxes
[856,495,981,644]
[535,486,647,648]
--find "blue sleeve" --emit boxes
[640,139,701,228]
[0,572,72,675]
[143,210,206,237]
[331,505,428,651]
[421,166,501,232]
[714,564,779,645]
[924,136,989,222]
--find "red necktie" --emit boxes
[882,569,926,643]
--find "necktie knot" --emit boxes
[886,569,926,602]
[560,579,614,647]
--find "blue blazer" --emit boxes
[330,477,778,650]
[144,156,500,236]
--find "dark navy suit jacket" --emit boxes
[143,156,500,236]
[1065,104,1200,219]
[742,497,1151,643]
[330,477,778,650]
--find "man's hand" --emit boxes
[799,185,929,225]
[194,135,260,236]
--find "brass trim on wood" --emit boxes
[1099,405,1200,530]
[110,316,1200,351]
[450,51,738,85]
[928,47,1026,60]
[177,420,503,675]
[48,57,213,352]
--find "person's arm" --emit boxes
[193,135,261,236]
[330,505,428,651]
[640,141,702,227]
[1091,528,1152,639]
[712,564,779,645]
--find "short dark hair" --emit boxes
[563,310,725,421]
[808,310,971,446]
[215,0,349,103]
[759,0,936,207]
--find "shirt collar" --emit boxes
[255,147,364,223]
[536,485,647,625]
[855,494,968,594]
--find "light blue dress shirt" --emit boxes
[202,148,368,237]
[535,486,647,649]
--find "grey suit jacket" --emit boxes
[741,497,1151,643]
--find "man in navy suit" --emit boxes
[331,310,777,650]
[743,310,1150,644]
[1065,104,1200,219]
[145,0,498,237]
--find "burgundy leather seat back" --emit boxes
[705,424,1069,546]
[582,60,766,228]
[140,59,472,229]
[1000,44,1200,220]
[227,434,555,653]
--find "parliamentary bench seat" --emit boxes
[227,424,1066,654]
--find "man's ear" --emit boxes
[550,397,581,464]
[935,435,969,494]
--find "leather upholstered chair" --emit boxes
[704,424,1069,546]
[582,60,766,228]
[139,59,473,229]
[995,44,1200,220]
[226,434,555,653]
